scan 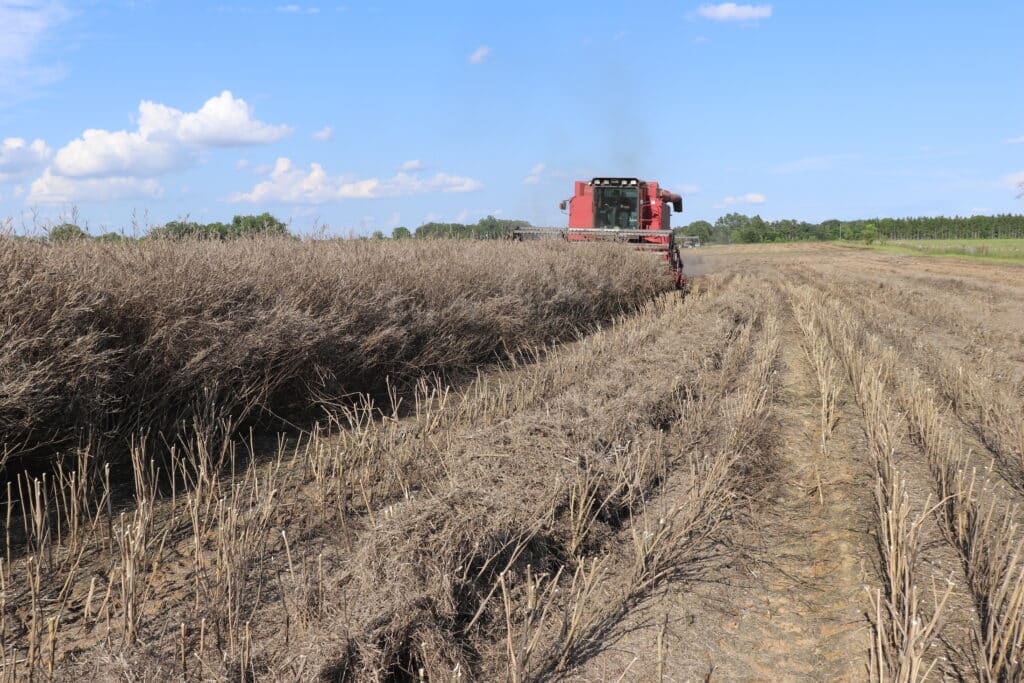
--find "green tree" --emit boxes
[415,216,532,239]
[392,226,411,239]
[371,230,386,240]
[747,215,769,242]
[48,223,88,242]
[820,220,841,240]
[149,213,290,240]
[229,213,289,238]
[713,213,750,243]
[148,221,203,239]
[862,223,878,245]
[678,220,713,243]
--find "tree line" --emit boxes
[38,213,528,243]
[33,211,1024,245]
[405,215,530,239]
[42,213,290,242]
[675,213,1024,244]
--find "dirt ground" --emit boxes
[570,244,1024,681]
[577,321,879,680]
[4,243,1024,681]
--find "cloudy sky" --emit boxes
[1,1,1022,234]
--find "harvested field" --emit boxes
[2,241,1024,680]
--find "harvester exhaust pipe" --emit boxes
[660,191,683,213]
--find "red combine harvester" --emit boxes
[515,177,687,288]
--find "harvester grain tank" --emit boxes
[516,177,687,288]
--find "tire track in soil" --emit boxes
[572,299,876,681]
[687,313,875,680]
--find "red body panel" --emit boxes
[563,178,686,288]
[567,181,593,230]
[565,179,674,244]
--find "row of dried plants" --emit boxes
[920,350,1024,494]
[514,288,782,681]
[307,276,780,681]
[803,266,1024,679]
[800,265,1024,493]
[1,272,776,680]
[801,273,1024,682]
[791,296,841,505]
[790,285,948,681]
[900,371,1024,681]
[0,237,672,471]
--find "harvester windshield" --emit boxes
[594,186,638,230]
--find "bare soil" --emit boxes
[571,314,878,681]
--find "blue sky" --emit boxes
[0,0,1022,235]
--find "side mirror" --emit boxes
[559,200,568,211]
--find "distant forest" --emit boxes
[405,213,1024,244]
[675,213,1024,244]
[27,212,1024,244]
[408,215,530,239]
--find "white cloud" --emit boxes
[400,159,424,171]
[175,91,291,146]
[27,91,288,203]
[312,125,333,141]
[49,92,288,179]
[276,4,319,13]
[0,137,52,182]
[0,1,69,62]
[0,1,71,103]
[696,3,772,21]
[468,46,491,64]
[1007,136,1024,145]
[52,125,190,178]
[522,162,545,185]
[720,193,766,206]
[676,184,700,195]
[232,157,482,203]
[28,169,162,203]
[234,158,249,171]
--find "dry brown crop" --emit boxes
[0,238,670,470]
[3,240,1024,681]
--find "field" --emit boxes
[876,237,1024,262]
[2,240,1024,680]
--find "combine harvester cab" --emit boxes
[517,178,687,289]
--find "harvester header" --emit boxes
[516,177,687,288]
